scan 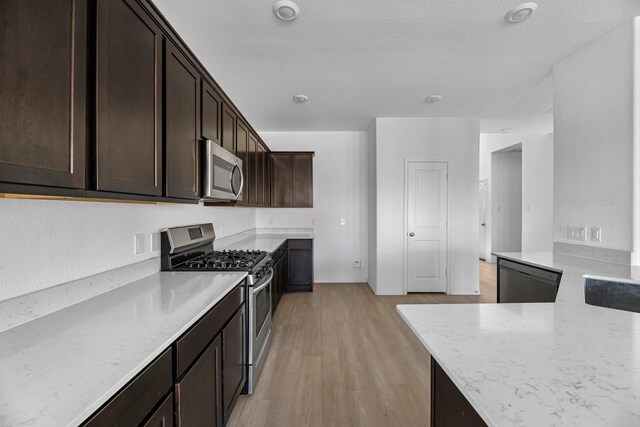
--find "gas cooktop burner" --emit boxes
[181,249,268,271]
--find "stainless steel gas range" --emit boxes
[160,223,273,394]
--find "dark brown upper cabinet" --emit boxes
[221,103,236,155]
[256,142,266,206]
[271,152,314,207]
[0,0,86,189]
[201,81,222,144]
[248,133,259,206]
[235,119,249,205]
[95,0,163,196]
[165,42,200,200]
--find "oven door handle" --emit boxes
[253,268,274,293]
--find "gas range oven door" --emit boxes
[247,267,274,393]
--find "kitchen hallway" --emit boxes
[228,261,497,426]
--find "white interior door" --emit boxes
[406,161,448,293]
[479,180,488,260]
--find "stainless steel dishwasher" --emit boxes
[497,259,562,303]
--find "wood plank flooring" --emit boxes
[228,261,497,427]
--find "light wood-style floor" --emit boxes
[228,261,497,427]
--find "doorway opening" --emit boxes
[491,144,522,253]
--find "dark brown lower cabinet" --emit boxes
[286,239,313,292]
[82,284,246,426]
[271,242,288,314]
[223,306,247,424]
[143,393,174,427]
[431,357,487,427]
[82,349,173,427]
[175,334,223,427]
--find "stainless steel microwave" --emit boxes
[202,139,244,201]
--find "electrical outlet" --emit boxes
[590,227,602,242]
[134,234,145,255]
[340,218,346,226]
[150,233,160,252]
[354,261,362,269]
[567,226,587,241]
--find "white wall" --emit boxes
[491,151,522,253]
[479,133,554,260]
[257,131,369,283]
[372,118,480,295]
[479,134,523,261]
[554,20,634,252]
[0,199,255,301]
[367,121,378,293]
[522,133,554,252]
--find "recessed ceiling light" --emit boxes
[425,95,442,104]
[293,94,308,103]
[273,1,300,21]
[505,2,538,24]
[498,129,510,134]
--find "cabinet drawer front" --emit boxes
[83,348,173,427]
[288,239,312,250]
[142,392,174,427]
[174,285,244,379]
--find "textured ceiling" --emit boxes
[153,0,640,133]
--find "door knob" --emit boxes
[409,232,415,237]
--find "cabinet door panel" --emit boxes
[248,133,258,206]
[143,392,174,427]
[0,0,86,188]
[175,335,223,427]
[235,120,249,205]
[165,42,200,200]
[221,104,236,155]
[201,82,222,143]
[292,154,313,207]
[271,154,292,207]
[223,306,246,423]
[257,144,265,206]
[96,0,163,196]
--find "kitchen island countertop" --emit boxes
[398,252,640,426]
[397,301,640,427]
[0,271,247,427]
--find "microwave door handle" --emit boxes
[230,162,244,200]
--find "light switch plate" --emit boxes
[150,233,160,252]
[354,261,362,269]
[134,234,145,255]
[340,218,346,226]
[590,227,602,242]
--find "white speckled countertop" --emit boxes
[0,271,246,427]
[398,253,640,426]
[218,232,314,253]
[398,302,640,426]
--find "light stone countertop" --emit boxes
[398,253,640,426]
[397,302,640,427]
[0,271,247,427]
[217,231,314,253]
